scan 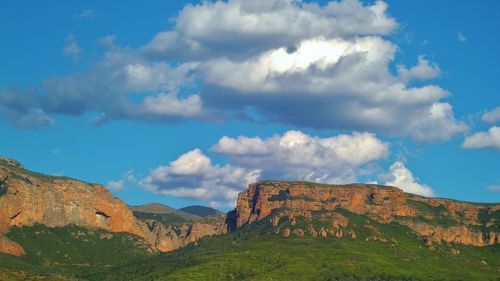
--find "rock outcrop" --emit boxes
[0,234,25,256]
[226,181,500,247]
[142,221,222,252]
[0,157,221,255]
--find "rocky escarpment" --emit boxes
[0,234,25,256]
[144,221,223,252]
[226,181,500,247]
[0,157,221,255]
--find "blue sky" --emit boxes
[1,0,499,210]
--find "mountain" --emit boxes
[0,157,148,252]
[0,157,223,256]
[179,205,223,217]
[89,181,500,281]
[1,159,500,280]
[130,203,203,224]
[226,180,500,247]
[130,203,178,214]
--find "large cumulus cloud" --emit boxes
[211,130,389,182]
[0,0,466,141]
[139,148,261,206]
[140,130,391,206]
[143,0,397,59]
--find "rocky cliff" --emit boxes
[226,181,500,247]
[0,157,221,255]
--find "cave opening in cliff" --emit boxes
[95,211,111,228]
[95,211,111,219]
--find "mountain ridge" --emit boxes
[1,158,500,280]
[225,180,500,247]
[0,157,223,256]
[179,205,223,217]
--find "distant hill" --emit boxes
[179,205,222,217]
[129,203,201,222]
[129,203,177,214]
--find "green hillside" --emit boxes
[132,210,193,225]
[0,225,151,280]
[83,209,500,281]
[1,210,500,280]
[0,210,500,281]
[179,205,222,217]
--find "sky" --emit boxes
[0,0,499,211]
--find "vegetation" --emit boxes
[268,190,327,202]
[179,205,221,217]
[1,211,499,280]
[261,180,379,189]
[478,208,500,232]
[0,225,151,280]
[82,212,500,281]
[0,160,78,183]
[133,211,192,225]
[269,190,290,201]
[404,199,460,227]
[0,176,7,196]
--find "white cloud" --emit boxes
[73,9,96,20]
[212,130,389,183]
[141,93,202,117]
[199,36,465,141]
[107,170,136,191]
[486,185,500,192]
[397,55,440,83]
[62,34,82,63]
[140,130,389,205]
[9,109,54,129]
[405,102,467,142]
[201,36,396,93]
[139,149,261,204]
[462,126,500,150]
[0,0,466,141]
[383,161,434,196]
[143,0,397,59]
[482,107,500,124]
[41,52,202,123]
[457,32,466,43]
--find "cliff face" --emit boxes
[227,181,500,247]
[0,158,220,255]
[0,234,25,256]
[0,170,144,237]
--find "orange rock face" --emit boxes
[0,168,144,238]
[227,181,500,247]
[141,220,222,252]
[0,158,222,255]
[0,234,25,256]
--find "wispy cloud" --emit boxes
[457,32,467,43]
[107,169,136,191]
[486,185,500,192]
[482,107,500,124]
[62,34,82,63]
[73,9,95,20]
